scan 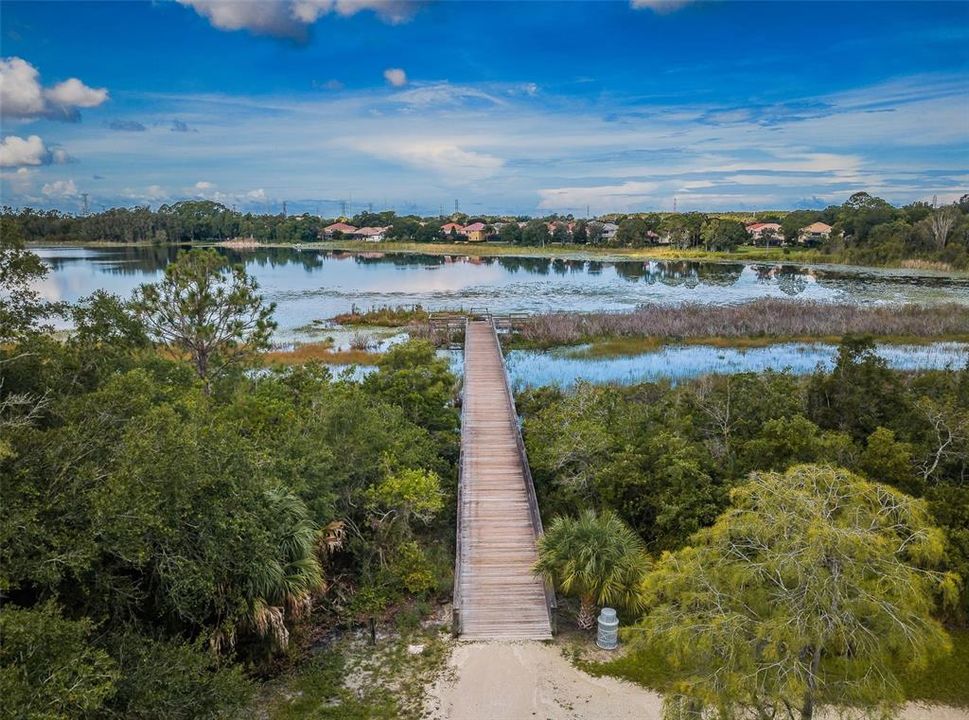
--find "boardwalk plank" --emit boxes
[456,321,552,640]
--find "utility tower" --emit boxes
[282,200,287,217]
[340,199,348,217]
[454,198,460,214]
[673,197,677,213]
[81,193,89,215]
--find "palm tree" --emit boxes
[534,510,650,630]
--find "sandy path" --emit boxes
[424,641,968,720]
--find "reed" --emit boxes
[514,300,969,349]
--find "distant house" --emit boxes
[354,226,390,242]
[798,222,832,245]
[440,222,464,238]
[322,222,357,239]
[599,222,619,242]
[746,222,783,244]
[463,222,489,242]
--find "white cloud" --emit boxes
[538,181,661,211]
[383,67,407,87]
[0,57,107,120]
[4,166,35,194]
[246,188,267,200]
[0,135,47,167]
[0,57,45,117]
[179,0,421,39]
[44,78,109,109]
[0,134,75,167]
[351,139,504,181]
[41,179,78,198]
[194,180,215,191]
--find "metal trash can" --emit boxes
[596,607,619,650]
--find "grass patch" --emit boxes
[899,628,969,707]
[332,304,430,328]
[260,342,381,366]
[571,629,969,708]
[260,629,450,720]
[569,639,679,693]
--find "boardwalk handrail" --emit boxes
[490,317,558,632]
[452,316,469,637]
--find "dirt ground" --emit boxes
[424,641,969,720]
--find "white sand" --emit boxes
[424,641,968,720]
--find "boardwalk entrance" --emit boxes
[453,319,554,640]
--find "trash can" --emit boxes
[596,607,618,650]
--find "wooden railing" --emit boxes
[451,315,469,637]
[490,317,558,632]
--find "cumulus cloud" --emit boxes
[41,179,78,198]
[178,0,422,40]
[0,134,48,167]
[108,120,147,132]
[383,67,407,87]
[246,188,267,200]
[0,134,73,167]
[0,57,108,121]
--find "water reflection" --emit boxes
[505,342,969,389]
[31,245,969,341]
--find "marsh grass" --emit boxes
[332,304,430,327]
[260,341,381,366]
[512,300,969,351]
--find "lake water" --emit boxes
[503,342,969,388]
[32,245,969,341]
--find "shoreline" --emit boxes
[26,239,969,278]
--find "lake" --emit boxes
[32,245,969,341]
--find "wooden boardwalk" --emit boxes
[454,320,554,640]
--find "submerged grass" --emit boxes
[565,333,969,359]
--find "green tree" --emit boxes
[363,340,458,440]
[0,602,119,720]
[633,465,955,720]
[534,510,650,629]
[700,217,747,251]
[499,222,521,244]
[0,217,59,341]
[133,249,276,391]
[521,219,551,247]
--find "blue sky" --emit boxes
[1,0,967,216]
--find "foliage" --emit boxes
[522,345,969,623]
[133,248,276,390]
[632,465,955,720]
[535,509,650,628]
[0,216,60,341]
[1,242,459,720]
[0,602,119,720]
